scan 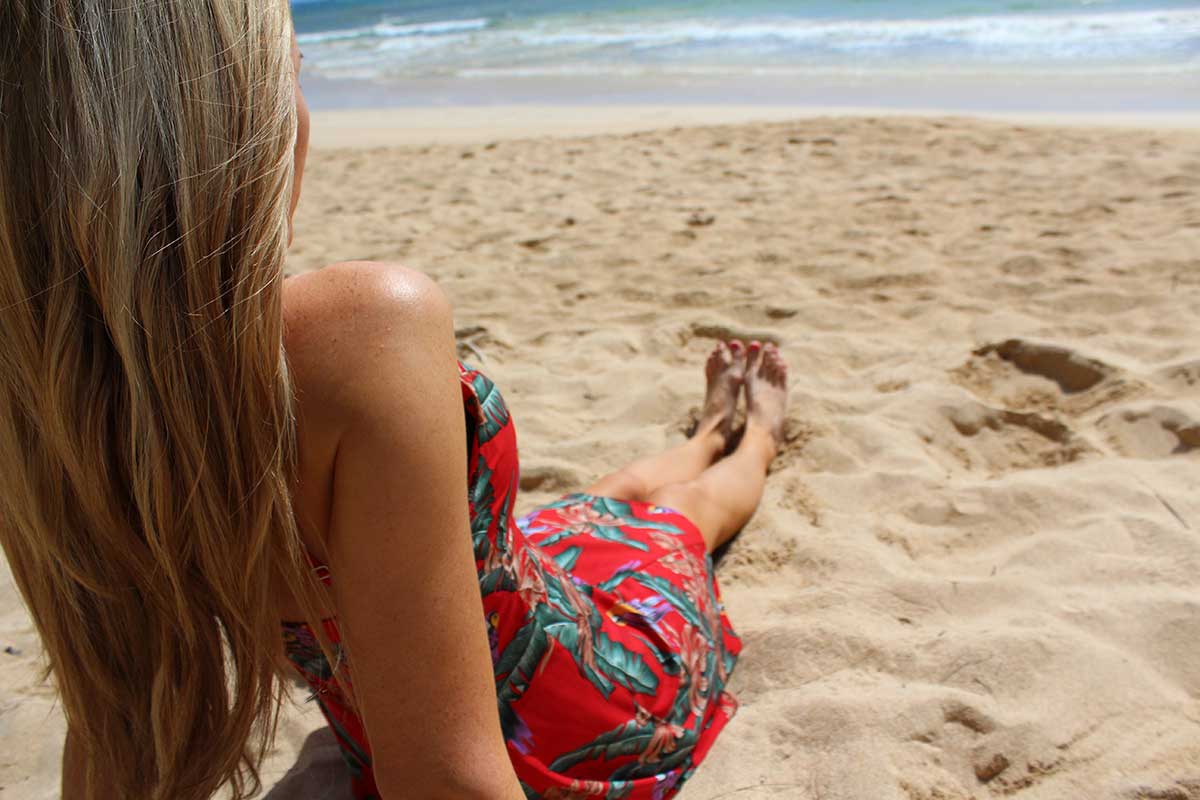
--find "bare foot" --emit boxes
[698,340,746,444]
[744,341,788,454]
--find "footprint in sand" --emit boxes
[939,399,1096,473]
[942,699,998,736]
[685,322,780,347]
[1096,404,1200,459]
[909,700,1071,795]
[1154,358,1200,392]
[953,338,1142,416]
[975,339,1109,393]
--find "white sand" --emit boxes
[307,105,1200,149]
[2,110,1198,799]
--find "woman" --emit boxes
[0,1,788,798]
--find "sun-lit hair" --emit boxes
[0,1,328,798]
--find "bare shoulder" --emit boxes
[284,261,450,359]
[283,261,454,413]
[280,262,459,565]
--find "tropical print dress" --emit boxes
[282,363,742,799]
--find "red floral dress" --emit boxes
[282,363,742,799]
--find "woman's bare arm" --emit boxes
[299,262,525,799]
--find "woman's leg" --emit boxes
[583,341,747,502]
[647,343,788,552]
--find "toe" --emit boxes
[710,341,729,369]
[747,341,763,370]
[728,340,747,372]
[769,352,788,385]
[764,350,780,379]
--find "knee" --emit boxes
[588,469,652,504]
[647,482,719,552]
[647,481,707,515]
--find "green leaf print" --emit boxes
[668,680,693,725]
[622,517,690,536]
[536,524,651,552]
[548,718,698,777]
[478,566,517,597]
[471,372,510,444]
[542,568,600,628]
[536,495,685,535]
[552,545,582,572]
[628,573,710,636]
[722,647,737,682]
[530,527,575,549]
[493,617,543,680]
[543,617,615,697]
[530,574,660,699]
[495,474,515,556]
[610,741,696,781]
[606,782,633,800]
[666,643,723,726]
[591,496,687,535]
[591,525,652,551]
[654,641,683,677]
[596,568,637,594]
[498,687,524,743]
[593,631,659,696]
[496,616,551,741]
[470,454,495,562]
[596,570,707,636]
[547,719,652,774]
[588,495,638,519]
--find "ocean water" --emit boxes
[291,0,1200,108]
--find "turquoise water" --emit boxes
[290,0,1200,107]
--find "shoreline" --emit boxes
[309,104,1200,149]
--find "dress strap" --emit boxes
[305,549,334,587]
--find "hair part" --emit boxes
[0,1,327,797]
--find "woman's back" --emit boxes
[274,262,387,621]
[268,258,529,798]
[277,263,741,798]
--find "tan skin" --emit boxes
[64,35,788,800]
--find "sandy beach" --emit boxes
[2,109,1198,799]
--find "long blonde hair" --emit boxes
[0,1,325,797]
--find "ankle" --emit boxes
[741,420,780,463]
[690,420,728,453]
